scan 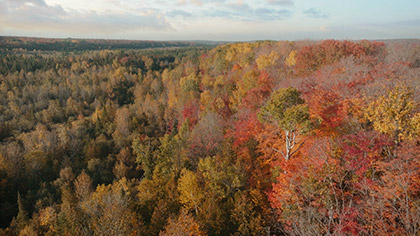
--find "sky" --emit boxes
[0,0,420,41]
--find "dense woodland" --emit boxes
[0,38,419,236]
[0,36,218,53]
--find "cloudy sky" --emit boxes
[1,0,419,41]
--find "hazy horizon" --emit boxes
[1,0,420,41]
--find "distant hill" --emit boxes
[0,36,223,52]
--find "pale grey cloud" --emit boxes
[4,0,47,7]
[167,10,193,18]
[266,0,294,6]
[1,0,420,40]
[304,8,329,18]
[176,0,204,6]
[254,8,292,21]
[201,1,293,22]
[203,7,292,21]
[0,0,172,35]
[176,0,225,6]
[0,0,295,38]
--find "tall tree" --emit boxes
[258,87,312,160]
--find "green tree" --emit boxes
[258,87,312,160]
[133,137,158,179]
[11,192,28,233]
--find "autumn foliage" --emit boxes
[1,38,420,235]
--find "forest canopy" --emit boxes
[0,36,220,53]
[0,38,420,236]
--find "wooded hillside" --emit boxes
[0,39,419,235]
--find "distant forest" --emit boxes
[0,36,219,52]
[0,38,419,236]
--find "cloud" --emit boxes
[168,0,292,22]
[203,8,292,21]
[4,0,47,7]
[227,0,251,12]
[78,10,171,31]
[176,0,204,6]
[266,0,294,6]
[167,10,193,18]
[0,0,172,35]
[204,2,292,22]
[204,9,233,18]
[104,0,121,6]
[2,0,69,24]
[304,8,329,18]
[254,8,292,21]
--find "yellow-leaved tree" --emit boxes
[159,210,206,236]
[256,51,279,70]
[284,50,297,67]
[366,85,419,157]
[178,169,204,215]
